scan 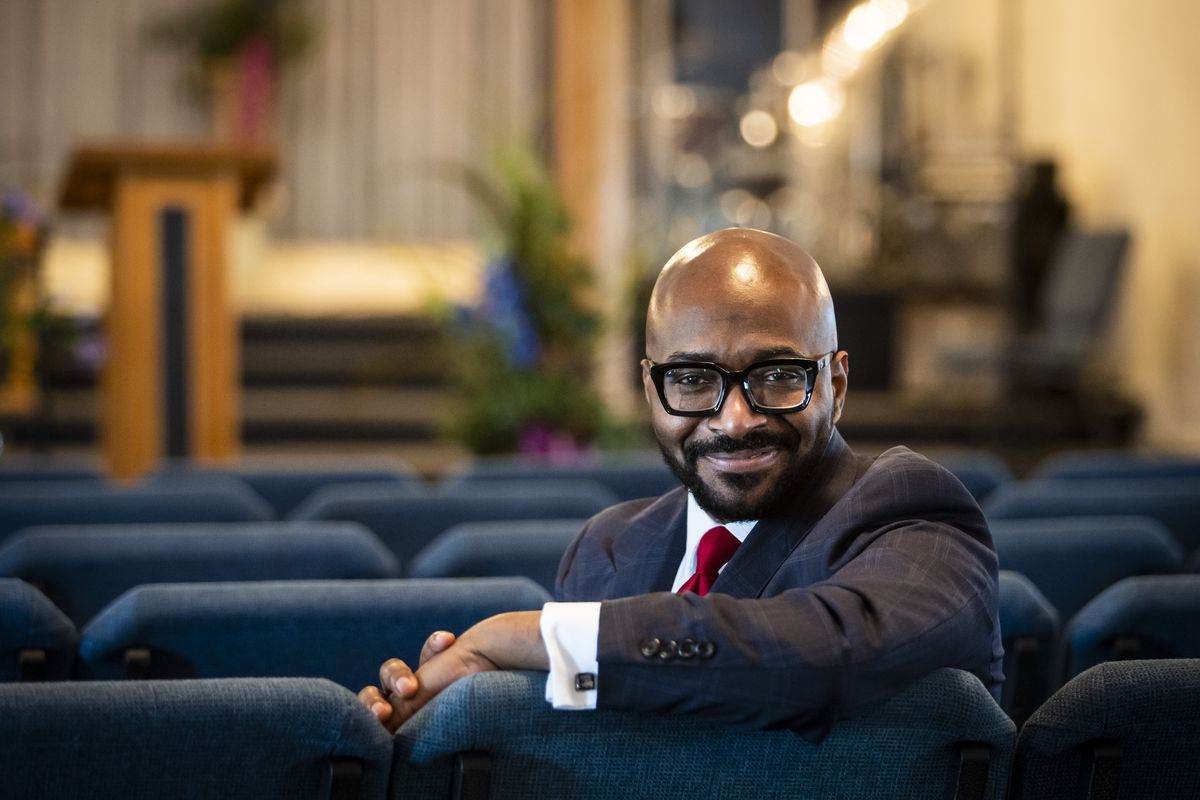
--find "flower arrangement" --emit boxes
[0,190,48,408]
[445,149,609,457]
[145,0,313,142]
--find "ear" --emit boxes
[641,359,659,409]
[829,351,849,424]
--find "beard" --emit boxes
[657,419,832,522]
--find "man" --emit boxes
[359,228,1002,735]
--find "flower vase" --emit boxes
[208,38,276,145]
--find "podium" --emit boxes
[59,143,277,479]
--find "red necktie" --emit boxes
[677,525,741,597]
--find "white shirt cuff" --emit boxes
[540,601,601,710]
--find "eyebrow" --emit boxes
[662,347,804,362]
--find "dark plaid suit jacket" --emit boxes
[555,430,1003,734]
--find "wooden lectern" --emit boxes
[59,143,277,479]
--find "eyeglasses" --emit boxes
[646,353,833,417]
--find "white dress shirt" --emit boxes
[541,494,758,709]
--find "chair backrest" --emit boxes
[0,481,274,547]
[292,480,616,569]
[1011,659,1200,800]
[926,451,1014,503]
[0,454,105,483]
[0,677,393,800]
[1032,450,1200,482]
[990,516,1182,621]
[997,571,1060,728]
[1064,575,1200,679]
[443,452,678,502]
[1033,230,1130,358]
[151,455,424,517]
[392,668,1015,800]
[0,578,77,682]
[0,521,402,625]
[407,519,584,592]
[983,478,1200,554]
[78,577,551,689]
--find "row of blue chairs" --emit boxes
[7,562,1198,739]
[0,576,550,688]
[3,659,1197,799]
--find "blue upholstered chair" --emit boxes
[1064,575,1200,680]
[291,480,616,570]
[78,577,551,689]
[1031,450,1200,481]
[392,668,1015,800]
[997,571,1060,728]
[0,454,105,483]
[0,521,401,625]
[990,516,1181,622]
[0,480,274,547]
[408,519,584,592]
[983,478,1200,554]
[0,677,393,799]
[0,578,77,682]
[443,451,679,502]
[926,451,1014,503]
[1010,659,1200,800]
[150,455,424,517]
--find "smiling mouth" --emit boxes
[701,448,780,474]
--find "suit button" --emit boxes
[678,638,699,659]
[698,641,717,659]
[657,640,679,661]
[639,638,661,658]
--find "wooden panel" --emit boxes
[104,173,240,479]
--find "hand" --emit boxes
[357,629,458,733]
[357,611,547,732]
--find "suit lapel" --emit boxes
[608,488,687,597]
[710,430,863,598]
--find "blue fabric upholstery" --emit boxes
[990,516,1181,622]
[0,677,393,799]
[1032,450,1200,481]
[983,478,1200,554]
[0,481,274,547]
[0,521,401,625]
[151,456,423,517]
[926,451,1014,503]
[443,451,679,502]
[1011,659,1200,800]
[291,480,616,570]
[392,668,1015,800]
[998,571,1060,727]
[0,578,77,682]
[0,454,105,483]
[78,577,551,689]
[407,519,583,592]
[1065,575,1200,678]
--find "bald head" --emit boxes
[646,228,837,356]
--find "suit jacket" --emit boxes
[555,430,1003,734]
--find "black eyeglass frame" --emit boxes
[645,353,834,417]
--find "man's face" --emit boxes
[643,274,847,522]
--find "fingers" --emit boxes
[357,685,392,723]
[379,658,419,699]
[419,630,456,666]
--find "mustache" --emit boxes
[684,431,796,460]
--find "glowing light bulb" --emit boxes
[739,110,779,148]
[843,2,888,52]
[788,79,844,127]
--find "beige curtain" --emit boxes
[0,0,549,239]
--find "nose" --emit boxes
[706,383,768,438]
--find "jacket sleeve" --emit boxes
[592,460,1001,733]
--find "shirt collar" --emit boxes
[686,492,758,546]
